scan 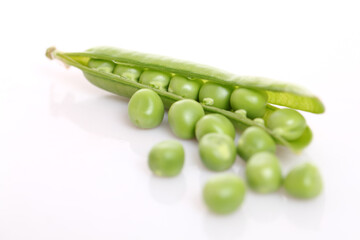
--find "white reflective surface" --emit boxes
[1,1,360,239]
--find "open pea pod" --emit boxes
[46,46,321,152]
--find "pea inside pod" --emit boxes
[113,64,142,82]
[266,108,307,141]
[199,82,232,110]
[139,70,171,91]
[168,76,203,100]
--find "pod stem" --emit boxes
[46,46,57,60]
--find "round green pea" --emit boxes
[203,174,246,214]
[148,140,185,177]
[284,163,323,199]
[168,76,203,100]
[139,70,171,90]
[195,113,236,140]
[88,59,115,73]
[237,126,276,161]
[230,88,268,119]
[199,82,232,110]
[199,133,236,171]
[113,64,142,82]
[168,99,205,139]
[266,108,307,141]
[246,152,282,193]
[128,89,164,129]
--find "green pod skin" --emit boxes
[246,152,282,193]
[266,108,307,141]
[128,89,164,129]
[195,113,236,140]
[46,46,323,152]
[230,88,268,119]
[148,140,185,177]
[139,70,171,90]
[237,126,276,161]
[88,59,115,73]
[199,133,236,171]
[168,76,202,100]
[168,99,205,139]
[113,64,142,82]
[203,174,246,214]
[284,163,323,199]
[199,82,232,110]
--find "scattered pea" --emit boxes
[246,152,282,193]
[168,99,205,139]
[203,174,246,214]
[195,113,236,140]
[266,108,307,141]
[199,133,236,171]
[284,163,323,199]
[148,140,185,177]
[237,126,276,161]
[128,89,164,129]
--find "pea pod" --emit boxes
[46,46,322,152]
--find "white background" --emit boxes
[1,0,360,239]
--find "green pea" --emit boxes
[148,140,184,177]
[230,88,268,119]
[199,82,232,110]
[168,99,205,139]
[88,59,115,73]
[266,108,307,141]
[203,174,246,214]
[113,64,142,82]
[195,113,236,140]
[168,76,203,100]
[139,70,171,90]
[237,126,276,161]
[199,133,236,171]
[128,89,164,129]
[246,152,282,193]
[284,163,323,199]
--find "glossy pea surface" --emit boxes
[246,152,282,193]
[139,70,171,90]
[148,140,184,177]
[168,76,202,100]
[199,133,236,171]
[128,89,164,129]
[237,126,276,161]
[203,174,246,214]
[266,108,307,141]
[199,82,232,110]
[88,59,115,73]
[168,99,205,139]
[195,114,235,140]
[230,88,268,119]
[284,163,323,199]
[113,64,142,82]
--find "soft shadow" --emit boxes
[148,174,187,205]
